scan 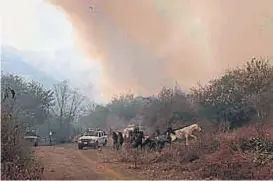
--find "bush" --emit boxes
[1,113,44,179]
[199,125,273,179]
[111,124,273,179]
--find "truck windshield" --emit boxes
[25,132,38,136]
[84,131,97,136]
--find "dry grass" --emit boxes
[110,123,273,179]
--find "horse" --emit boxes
[142,136,157,150]
[112,131,119,150]
[154,129,174,151]
[171,123,202,146]
[142,128,175,151]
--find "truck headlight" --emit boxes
[78,140,82,143]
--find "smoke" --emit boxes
[46,0,273,101]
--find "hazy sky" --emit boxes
[1,0,273,103]
[47,0,273,101]
[1,0,104,103]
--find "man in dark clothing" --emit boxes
[117,132,124,148]
[166,126,173,134]
[166,126,175,143]
[112,132,118,150]
[155,127,160,136]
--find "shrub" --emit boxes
[199,125,273,179]
[1,113,44,179]
[111,124,273,180]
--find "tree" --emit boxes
[190,58,273,128]
[1,72,55,131]
[52,80,86,141]
[79,104,110,128]
[140,84,196,131]
[107,93,138,121]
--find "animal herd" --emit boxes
[111,123,202,152]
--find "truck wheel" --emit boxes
[78,144,83,150]
[94,142,99,149]
[34,142,38,147]
[103,139,107,146]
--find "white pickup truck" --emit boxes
[24,132,39,147]
[78,129,108,149]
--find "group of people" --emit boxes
[111,125,176,152]
[111,121,203,152]
[112,131,124,150]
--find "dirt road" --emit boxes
[34,144,132,180]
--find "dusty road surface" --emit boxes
[34,144,133,180]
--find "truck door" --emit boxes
[101,132,105,143]
[98,132,103,144]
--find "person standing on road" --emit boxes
[49,131,52,146]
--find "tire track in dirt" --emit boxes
[75,149,129,180]
[34,144,129,180]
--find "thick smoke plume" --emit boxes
[46,0,273,101]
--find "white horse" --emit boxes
[170,123,202,146]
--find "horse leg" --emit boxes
[190,134,197,140]
[168,140,172,150]
[158,143,163,153]
[152,142,156,151]
[185,135,189,146]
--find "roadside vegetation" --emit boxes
[102,58,273,179]
[1,57,273,179]
[1,73,88,179]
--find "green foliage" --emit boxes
[107,93,139,120]
[75,58,273,132]
[1,72,55,129]
[1,73,87,142]
[1,86,43,179]
[140,85,196,130]
[78,93,144,128]
[80,105,110,128]
[190,58,273,128]
[240,137,273,153]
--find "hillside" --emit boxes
[1,46,59,88]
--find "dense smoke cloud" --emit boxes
[46,0,273,101]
